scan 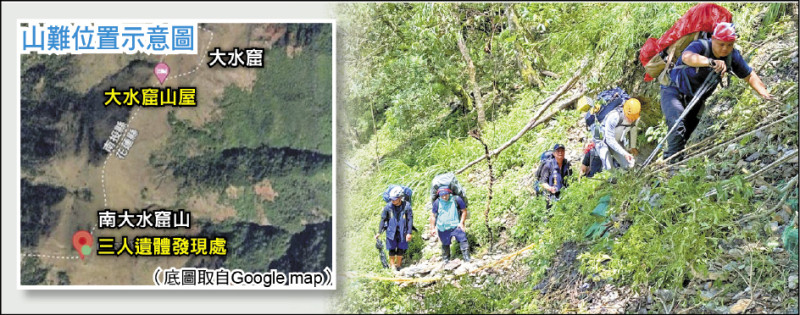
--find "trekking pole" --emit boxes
[641,72,720,168]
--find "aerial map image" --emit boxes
[18,22,334,288]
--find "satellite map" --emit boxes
[19,22,333,287]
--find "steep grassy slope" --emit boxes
[337,3,797,313]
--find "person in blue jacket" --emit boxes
[539,144,573,209]
[581,143,604,178]
[661,22,772,162]
[429,186,470,263]
[374,186,413,271]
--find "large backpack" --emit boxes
[533,150,554,195]
[430,173,468,208]
[645,31,709,86]
[640,3,733,85]
[584,87,630,129]
[382,184,413,204]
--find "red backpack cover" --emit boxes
[640,3,732,82]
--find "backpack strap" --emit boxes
[672,39,730,97]
[700,40,732,70]
[672,39,710,69]
[699,39,733,89]
[387,201,410,223]
[673,39,733,73]
[699,39,732,69]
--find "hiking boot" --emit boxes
[396,256,403,271]
[459,242,471,263]
[441,244,451,263]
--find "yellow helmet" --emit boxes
[623,98,641,122]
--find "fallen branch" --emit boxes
[455,61,588,175]
[745,30,796,53]
[755,46,798,74]
[540,70,560,79]
[344,160,358,171]
[782,85,797,98]
[743,167,782,196]
[705,149,799,198]
[457,90,585,174]
[737,175,798,223]
[745,149,798,182]
[652,110,797,174]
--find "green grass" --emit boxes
[337,275,537,313]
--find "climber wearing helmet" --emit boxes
[375,186,413,271]
[595,98,642,170]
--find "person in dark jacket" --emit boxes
[374,186,413,271]
[539,144,573,209]
[581,142,604,178]
[661,22,772,162]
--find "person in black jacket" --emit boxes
[661,22,771,162]
[539,144,573,209]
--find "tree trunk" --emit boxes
[452,8,486,126]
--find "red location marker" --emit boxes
[72,230,93,260]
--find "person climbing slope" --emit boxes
[660,22,772,162]
[595,98,642,170]
[538,143,573,209]
[429,186,471,263]
[580,142,604,178]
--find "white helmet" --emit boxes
[389,186,404,201]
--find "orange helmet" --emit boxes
[623,98,641,122]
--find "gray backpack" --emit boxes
[430,173,469,208]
